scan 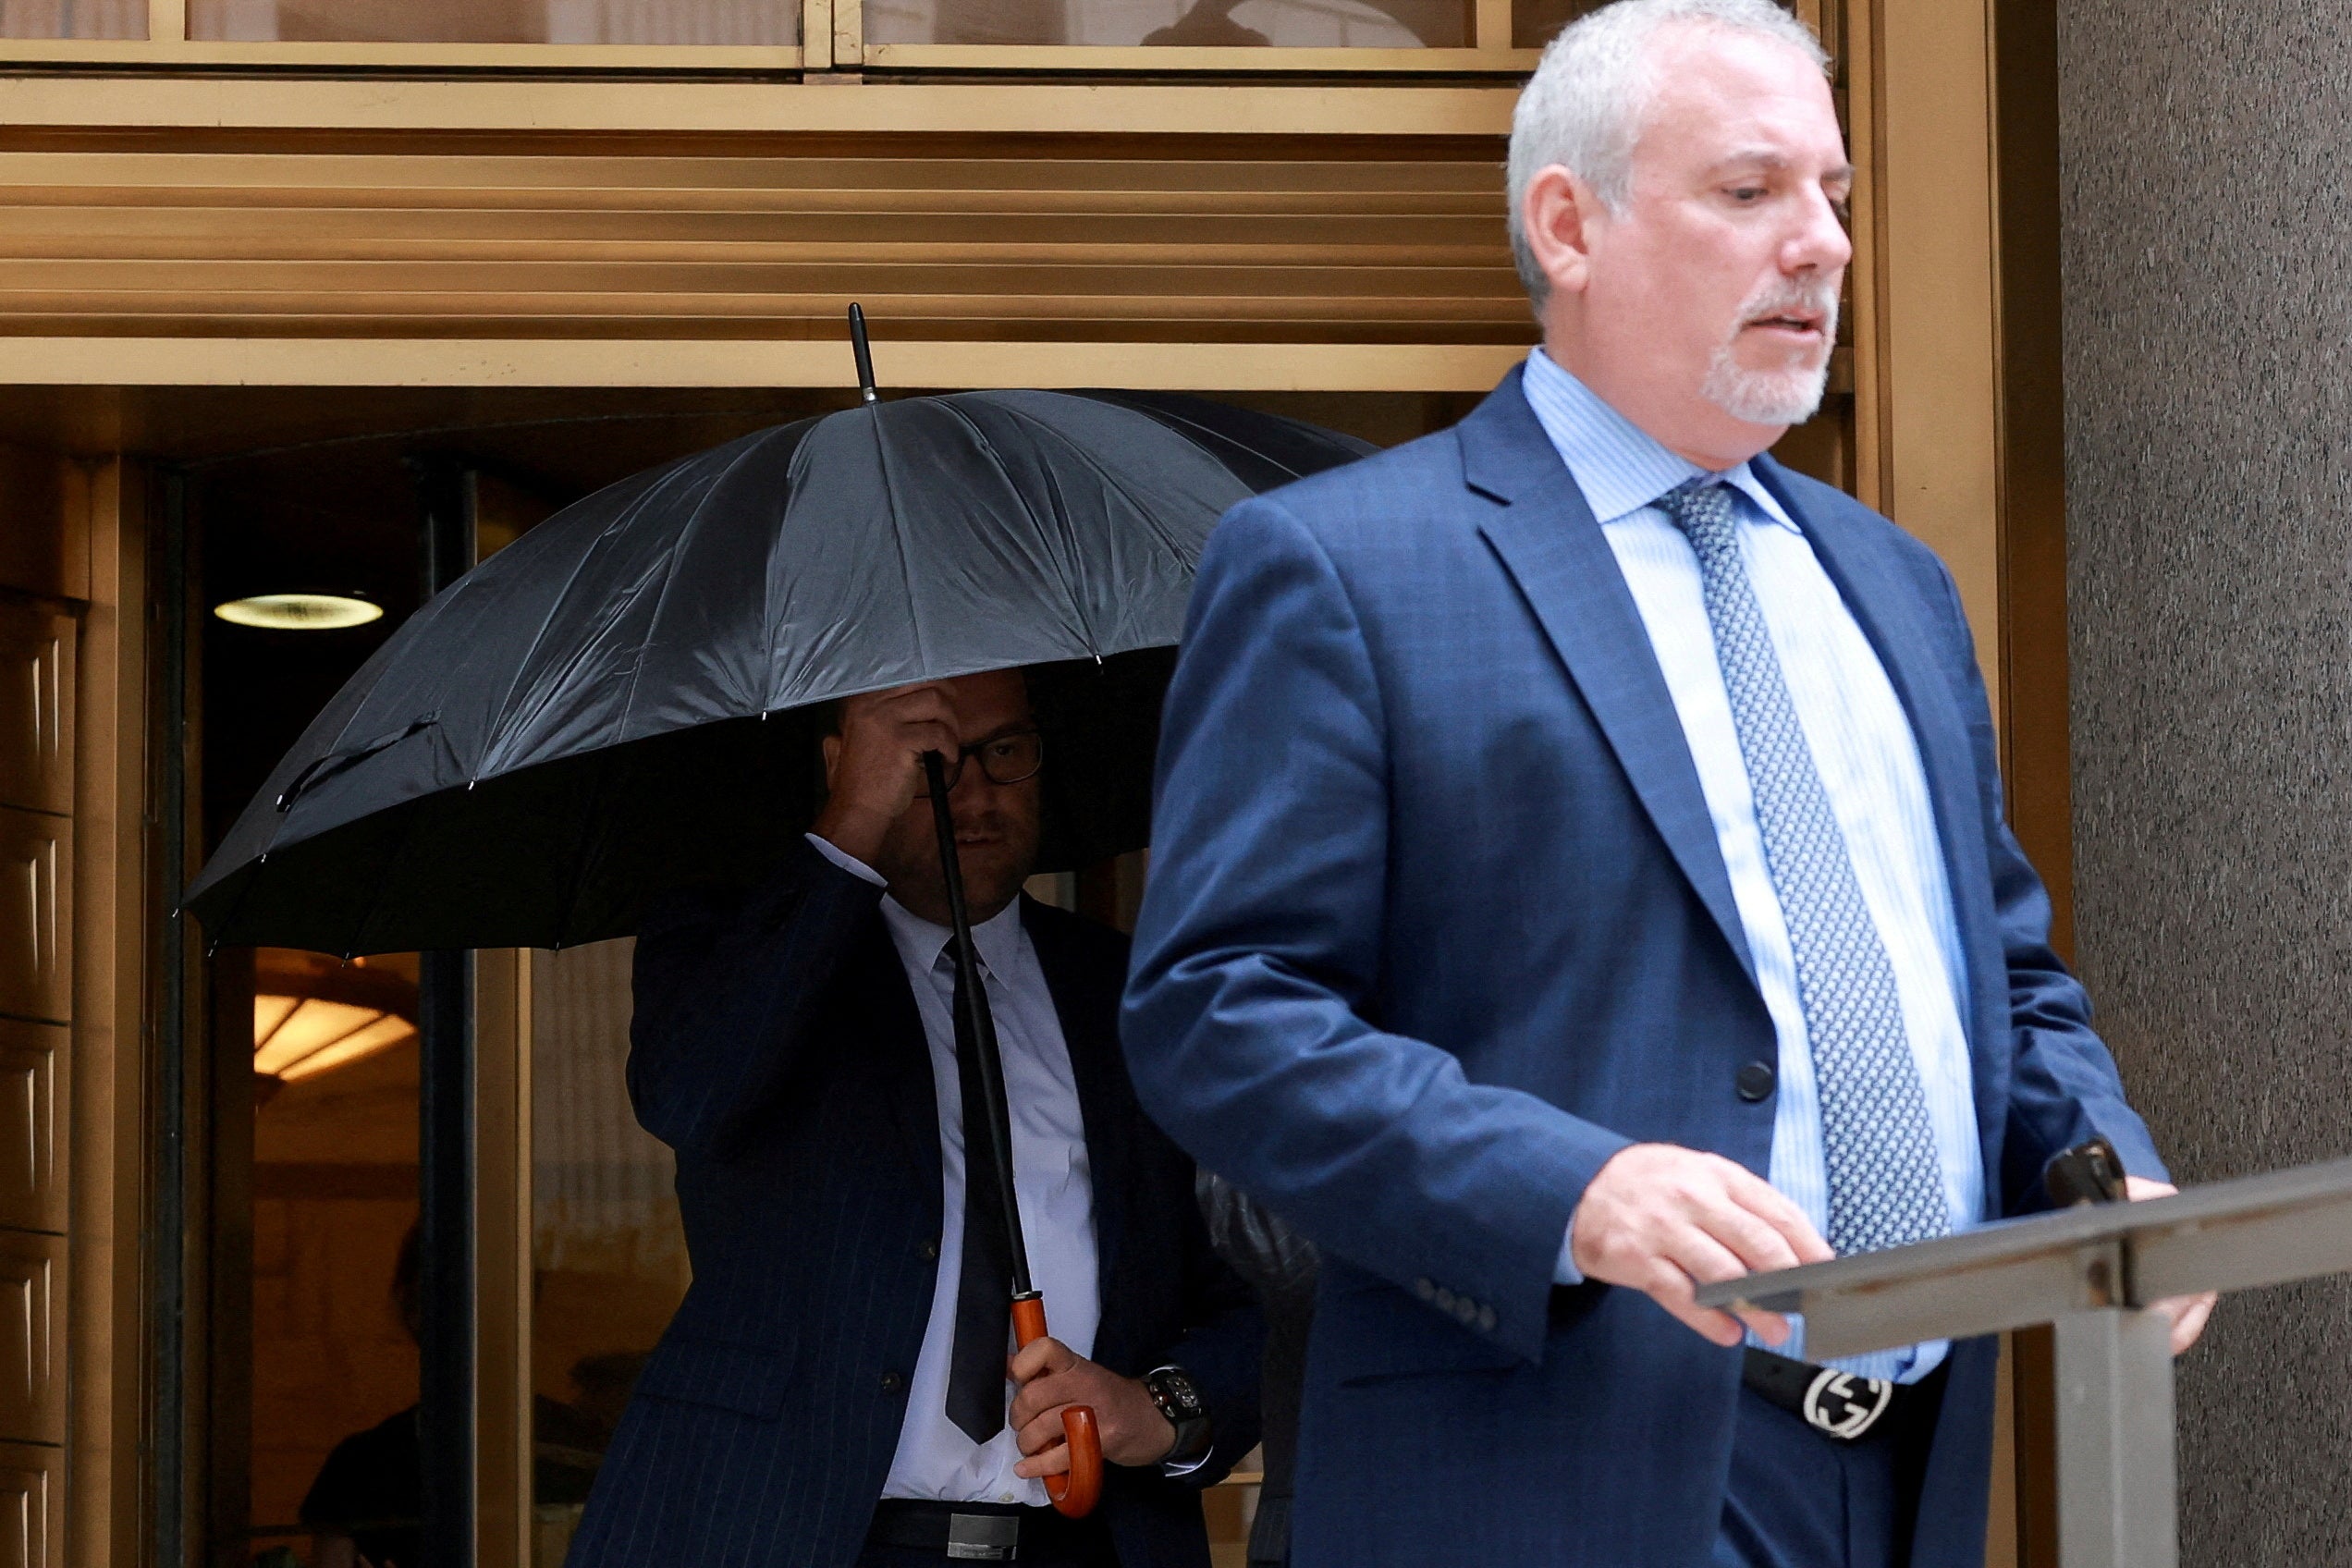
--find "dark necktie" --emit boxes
[944,952,1017,1443]
[1657,480,1950,1256]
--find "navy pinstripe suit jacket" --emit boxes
[566,838,1263,1568]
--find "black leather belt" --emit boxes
[1741,1347,1926,1443]
[867,1498,1109,1562]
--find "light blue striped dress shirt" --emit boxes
[1524,349,1981,1382]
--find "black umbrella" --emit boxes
[185,343,1372,956]
[188,308,1375,1515]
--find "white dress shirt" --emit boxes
[1522,349,1982,1382]
[806,833,1101,1504]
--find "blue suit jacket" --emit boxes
[1121,370,2163,1568]
[567,839,1262,1568]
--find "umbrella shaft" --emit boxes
[924,750,1035,1298]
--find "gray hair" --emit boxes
[1506,0,1829,305]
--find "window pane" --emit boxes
[188,0,795,43]
[248,951,423,1568]
[531,939,689,1566]
[0,0,143,37]
[867,0,1466,47]
[1511,0,1599,47]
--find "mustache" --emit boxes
[1733,276,1841,334]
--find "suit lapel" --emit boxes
[1462,374,2009,1197]
[1021,900,1133,1326]
[1463,375,1759,988]
[850,925,945,1208]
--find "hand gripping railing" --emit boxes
[1697,1156,2352,1568]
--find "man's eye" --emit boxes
[1729,186,1768,203]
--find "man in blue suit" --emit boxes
[570,671,1260,1568]
[1121,2,2211,1564]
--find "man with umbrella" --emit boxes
[565,668,1261,1568]
[180,348,1366,1567]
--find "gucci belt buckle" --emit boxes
[1801,1366,1893,1441]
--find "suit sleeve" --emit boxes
[1141,1173,1264,1488]
[1121,496,1625,1364]
[1925,559,2170,1210]
[626,834,885,1159]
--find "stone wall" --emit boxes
[2062,3,2352,1559]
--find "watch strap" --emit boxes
[1144,1366,1212,1464]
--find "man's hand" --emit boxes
[1007,1337,1175,1476]
[2123,1176,2216,1355]
[811,684,962,865]
[1571,1143,1833,1347]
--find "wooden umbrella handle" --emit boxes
[1011,1295,1103,1518]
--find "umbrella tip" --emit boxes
[848,302,878,406]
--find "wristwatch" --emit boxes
[1142,1366,1211,1464]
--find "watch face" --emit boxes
[1158,1370,1204,1416]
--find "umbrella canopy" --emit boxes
[187,389,1374,956]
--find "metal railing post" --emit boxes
[2052,1308,2176,1568]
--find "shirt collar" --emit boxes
[881,891,1027,986]
[1520,348,1801,535]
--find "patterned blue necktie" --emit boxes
[1658,480,1950,1256]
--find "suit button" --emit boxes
[880,1372,904,1393]
[921,1240,940,1261]
[1736,1061,1777,1102]
[1476,1305,1497,1333]
[1415,1277,1437,1303]
[1433,1285,1458,1313]
[1453,1298,1479,1327]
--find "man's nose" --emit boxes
[949,760,997,809]
[1787,185,1853,274]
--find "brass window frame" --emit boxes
[0,0,1550,71]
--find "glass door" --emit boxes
[466,941,692,1568]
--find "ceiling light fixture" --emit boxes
[214,593,384,631]
[252,949,417,1084]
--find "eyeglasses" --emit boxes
[920,729,1045,793]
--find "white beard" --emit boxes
[1702,345,1831,426]
[1701,283,1840,426]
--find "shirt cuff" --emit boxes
[1158,1447,1213,1479]
[1552,1219,1583,1286]
[804,830,887,888]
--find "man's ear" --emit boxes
[820,732,841,790]
[1521,164,1599,299]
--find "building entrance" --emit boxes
[169,382,1504,1568]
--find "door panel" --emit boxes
[0,1440,57,1568]
[0,810,65,1027]
[0,608,70,820]
[0,1235,58,1446]
[0,1023,60,1235]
